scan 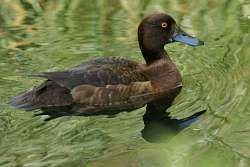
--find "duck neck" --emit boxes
[140,45,170,65]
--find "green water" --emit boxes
[1,0,250,166]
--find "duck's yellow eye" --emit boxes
[161,22,168,28]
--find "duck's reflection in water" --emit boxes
[142,102,206,142]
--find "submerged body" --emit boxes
[9,13,203,118]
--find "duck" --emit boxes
[9,13,204,119]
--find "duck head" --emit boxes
[138,13,204,64]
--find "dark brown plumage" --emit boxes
[9,13,203,119]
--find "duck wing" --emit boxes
[32,57,146,89]
[9,57,147,113]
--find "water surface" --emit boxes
[1,0,250,166]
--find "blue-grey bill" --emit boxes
[173,33,204,46]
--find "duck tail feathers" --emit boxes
[8,90,40,111]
